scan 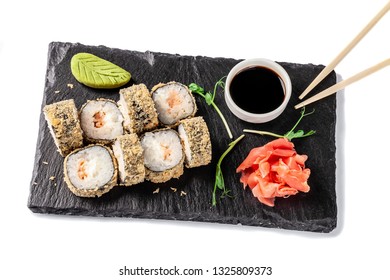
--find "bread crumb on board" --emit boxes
[151,187,187,197]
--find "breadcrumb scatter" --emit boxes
[67,83,74,89]
[180,191,187,197]
[49,176,56,181]
[153,188,160,194]
[170,187,177,192]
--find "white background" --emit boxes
[1,0,389,279]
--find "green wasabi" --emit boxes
[71,52,131,89]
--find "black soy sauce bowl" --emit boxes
[224,58,292,123]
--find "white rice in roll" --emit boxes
[80,99,124,144]
[141,129,184,183]
[151,82,197,126]
[64,144,118,197]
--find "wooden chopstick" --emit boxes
[299,0,390,100]
[295,58,390,109]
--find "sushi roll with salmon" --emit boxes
[80,99,124,144]
[151,82,197,126]
[43,99,83,156]
[178,117,212,168]
[63,144,118,197]
[112,134,145,186]
[140,129,184,183]
[118,84,159,134]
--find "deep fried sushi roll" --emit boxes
[64,144,118,197]
[80,99,124,144]
[112,134,145,186]
[140,129,184,183]
[151,82,197,126]
[118,84,159,134]
[43,99,83,156]
[178,117,212,168]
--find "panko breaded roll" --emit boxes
[151,82,197,126]
[80,98,124,144]
[141,129,184,183]
[64,144,118,197]
[178,117,212,168]
[43,99,83,156]
[118,84,159,134]
[112,134,145,186]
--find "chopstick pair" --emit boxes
[295,1,390,109]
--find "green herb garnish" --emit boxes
[243,107,316,141]
[189,77,233,139]
[212,134,245,206]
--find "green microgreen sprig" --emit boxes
[212,134,245,206]
[189,77,233,139]
[243,107,316,141]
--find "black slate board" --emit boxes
[28,42,337,233]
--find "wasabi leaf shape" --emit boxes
[71,53,131,89]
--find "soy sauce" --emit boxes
[229,66,285,114]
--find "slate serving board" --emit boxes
[28,42,337,233]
